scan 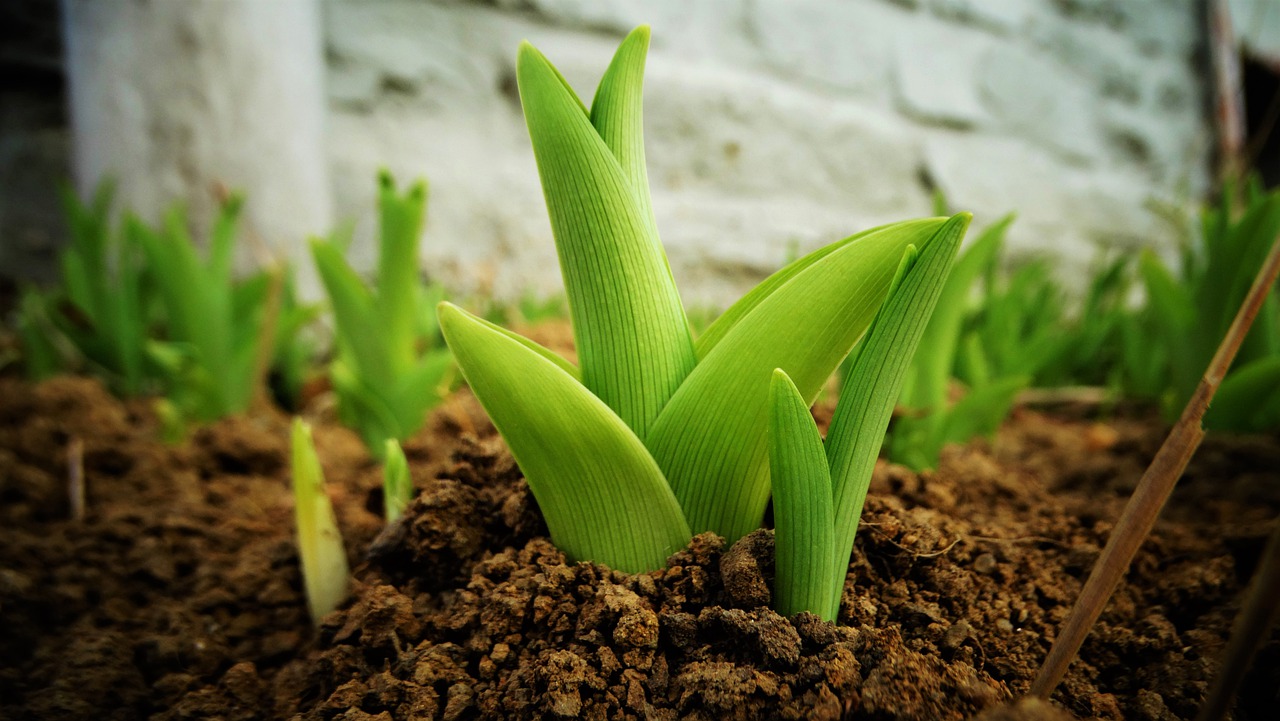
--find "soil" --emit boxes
[2,370,1279,720]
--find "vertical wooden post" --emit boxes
[61,0,332,275]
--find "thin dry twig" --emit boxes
[1195,519,1280,721]
[1030,230,1280,698]
[1015,386,1115,408]
[67,437,85,521]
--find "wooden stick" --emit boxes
[1015,386,1114,408]
[1030,230,1280,698]
[1195,518,1280,721]
[68,437,85,521]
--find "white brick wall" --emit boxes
[322,0,1211,307]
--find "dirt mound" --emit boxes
[2,376,1278,719]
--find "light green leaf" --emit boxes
[291,418,350,623]
[1208,357,1280,432]
[695,220,920,359]
[311,238,390,387]
[901,214,1011,410]
[518,40,696,438]
[647,217,950,543]
[935,376,1027,447]
[374,171,427,377]
[825,214,967,612]
[329,360,403,459]
[768,369,838,621]
[439,302,691,573]
[383,438,412,523]
[590,26,659,238]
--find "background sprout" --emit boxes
[382,438,411,523]
[310,172,453,460]
[291,418,349,624]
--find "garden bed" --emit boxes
[2,372,1278,720]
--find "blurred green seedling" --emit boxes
[310,173,453,460]
[382,438,411,523]
[131,195,281,426]
[1135,179,1280,431]
[21,183,157,393]
[887,215,1024,470]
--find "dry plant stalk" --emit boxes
[1031,230,1280,698]
[1195,518,1280,721]
[67,437,85,521]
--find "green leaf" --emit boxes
[900,214,1011,411]
[17,288,62,381]
[695,220,924,359]
[590,26,660,239]
[310,238,389,387]
[329,360,403,459]
[647,217,950,544]
[374,171,428,377]
[518,40,696,438]
[824,214,968,611]
[767,369,838,621]
[934,376,1028,448]
[1138,249,1198,410]
[133,201,260,420]
[1207,357,1280,432]
[208,192,244,284]
[383,439,412,523]
[439,302,691,572]
[291,418,350,623]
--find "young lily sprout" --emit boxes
[437,26,971,577]
[291,418,349,623]
[382,438,411,523]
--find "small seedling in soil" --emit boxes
[1033,227,1280,706]
[290,417,350,624]
[131,193,288,426]
[310,172,453,461]
[382,438,411,523]
[438,26,969,579]
[20,183,154,393]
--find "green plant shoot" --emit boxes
[311,173,453,460]
[888,215,1025,470]
[291,418,349,623]
[1134,179,1280,431]
[383,438,411,523]
[438,26,970,573]
[23,183,156,393]
[132,195,278,424]
[770,214,965,621]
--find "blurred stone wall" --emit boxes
[1,0,1212,308]
[324,0,1211,306]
